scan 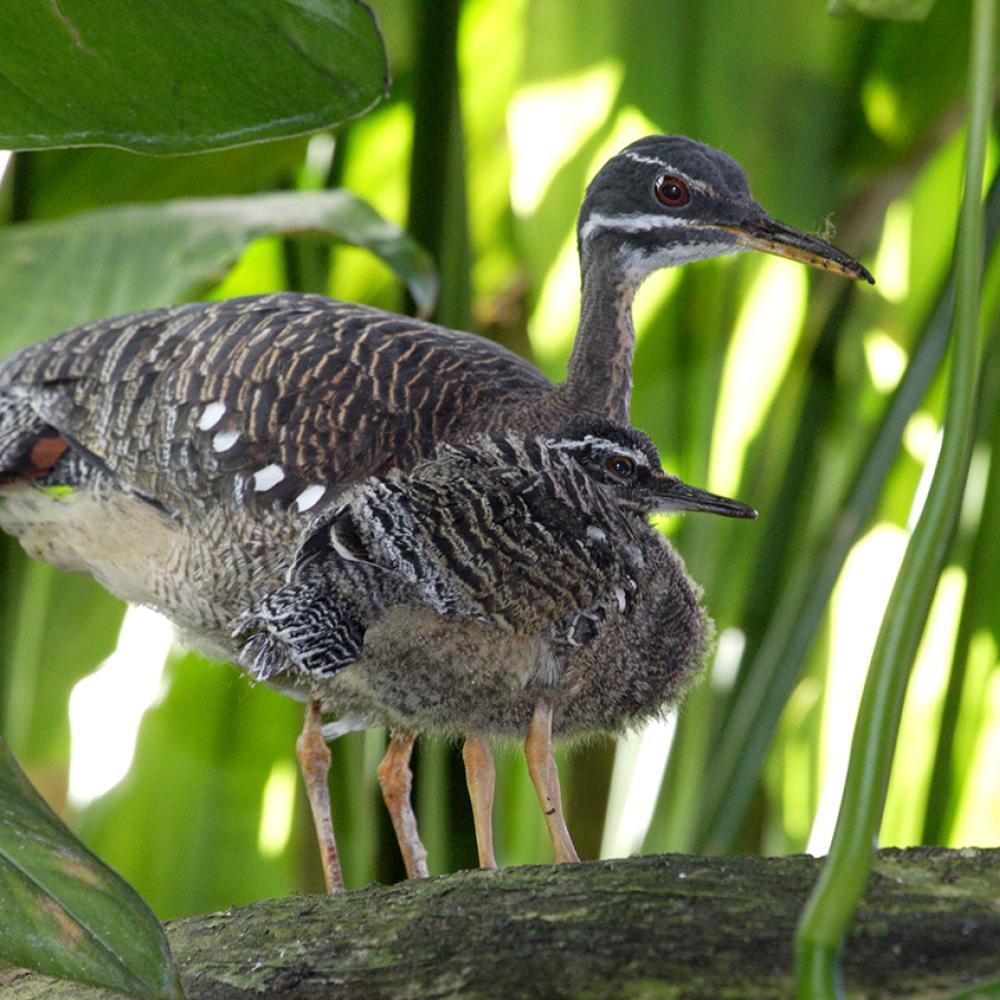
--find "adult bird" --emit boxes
[233,414,756,872]
[0,135,871,889]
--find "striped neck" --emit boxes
[559,244,638,424]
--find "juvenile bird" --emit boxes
[233,414,757,870]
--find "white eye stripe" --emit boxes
[549,436,646,466]
[579,211,688,245]
[623,151,673,168]
[549,433,637,450]
[624,159,715,198]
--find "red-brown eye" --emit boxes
[606,454,636,479]
[654,174,690,208]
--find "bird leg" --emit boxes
[377,731,429,880]
[462,735,497,869]
[296,699,345,892]
[524,700,579,864]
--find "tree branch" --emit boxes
[2,848,999,999]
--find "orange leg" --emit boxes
[296,699,344,892]
[377,731,430,880]
[462,735,497,869]
[524,700,579,864]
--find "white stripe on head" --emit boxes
[622,154,720,197]
[549,432,613,451]
[579,211,689,245]
[623,150,671,168]
[549,434,648,466]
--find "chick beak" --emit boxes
[720,214,874,284]
[650,476,758,520]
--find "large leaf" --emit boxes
[0,0,387,153]
[0,190,438,350]
[0,739,181,999]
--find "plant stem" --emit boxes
[794,1,996,995]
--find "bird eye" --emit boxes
[606,454,636,479]
[654,174,690,208]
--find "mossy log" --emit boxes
[2,848,999,999]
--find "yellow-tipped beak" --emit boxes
[720,218,874,284]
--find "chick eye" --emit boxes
[606,454,636,479]
[654,174,690,208]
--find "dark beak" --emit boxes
[651,476,757,519]
[720,215,874,284]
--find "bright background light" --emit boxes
[68,605,174,809]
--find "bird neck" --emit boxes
[559,251,639,424]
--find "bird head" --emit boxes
[549,414,757,520]
[577,134,874,285]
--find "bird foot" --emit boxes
[377,731,430,880]
[297,699,345,892]
[525,700,579,865]
[463,735,497,869]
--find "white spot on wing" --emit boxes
[625,541,646,569]
[212,429,240,453]
[253,464,285,492]
[295,484,326,513]
[197,401,226,431]
[587,525,608,542]
[614,586,627,612]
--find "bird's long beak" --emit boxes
[721,216,874,284]
[651,477,758,519]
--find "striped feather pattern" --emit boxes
[0,293,561,520]
[232,420,707,737]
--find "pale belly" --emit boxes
[0,483,299,663]
[311,604,553,738]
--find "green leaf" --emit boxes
[796,0,996,992]
[0,0,388,153]
[24,140,312,222]
[0,739,182,999]
[828,0,936,20]
[0,190,438,350]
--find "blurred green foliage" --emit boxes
[0,0,998,939]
